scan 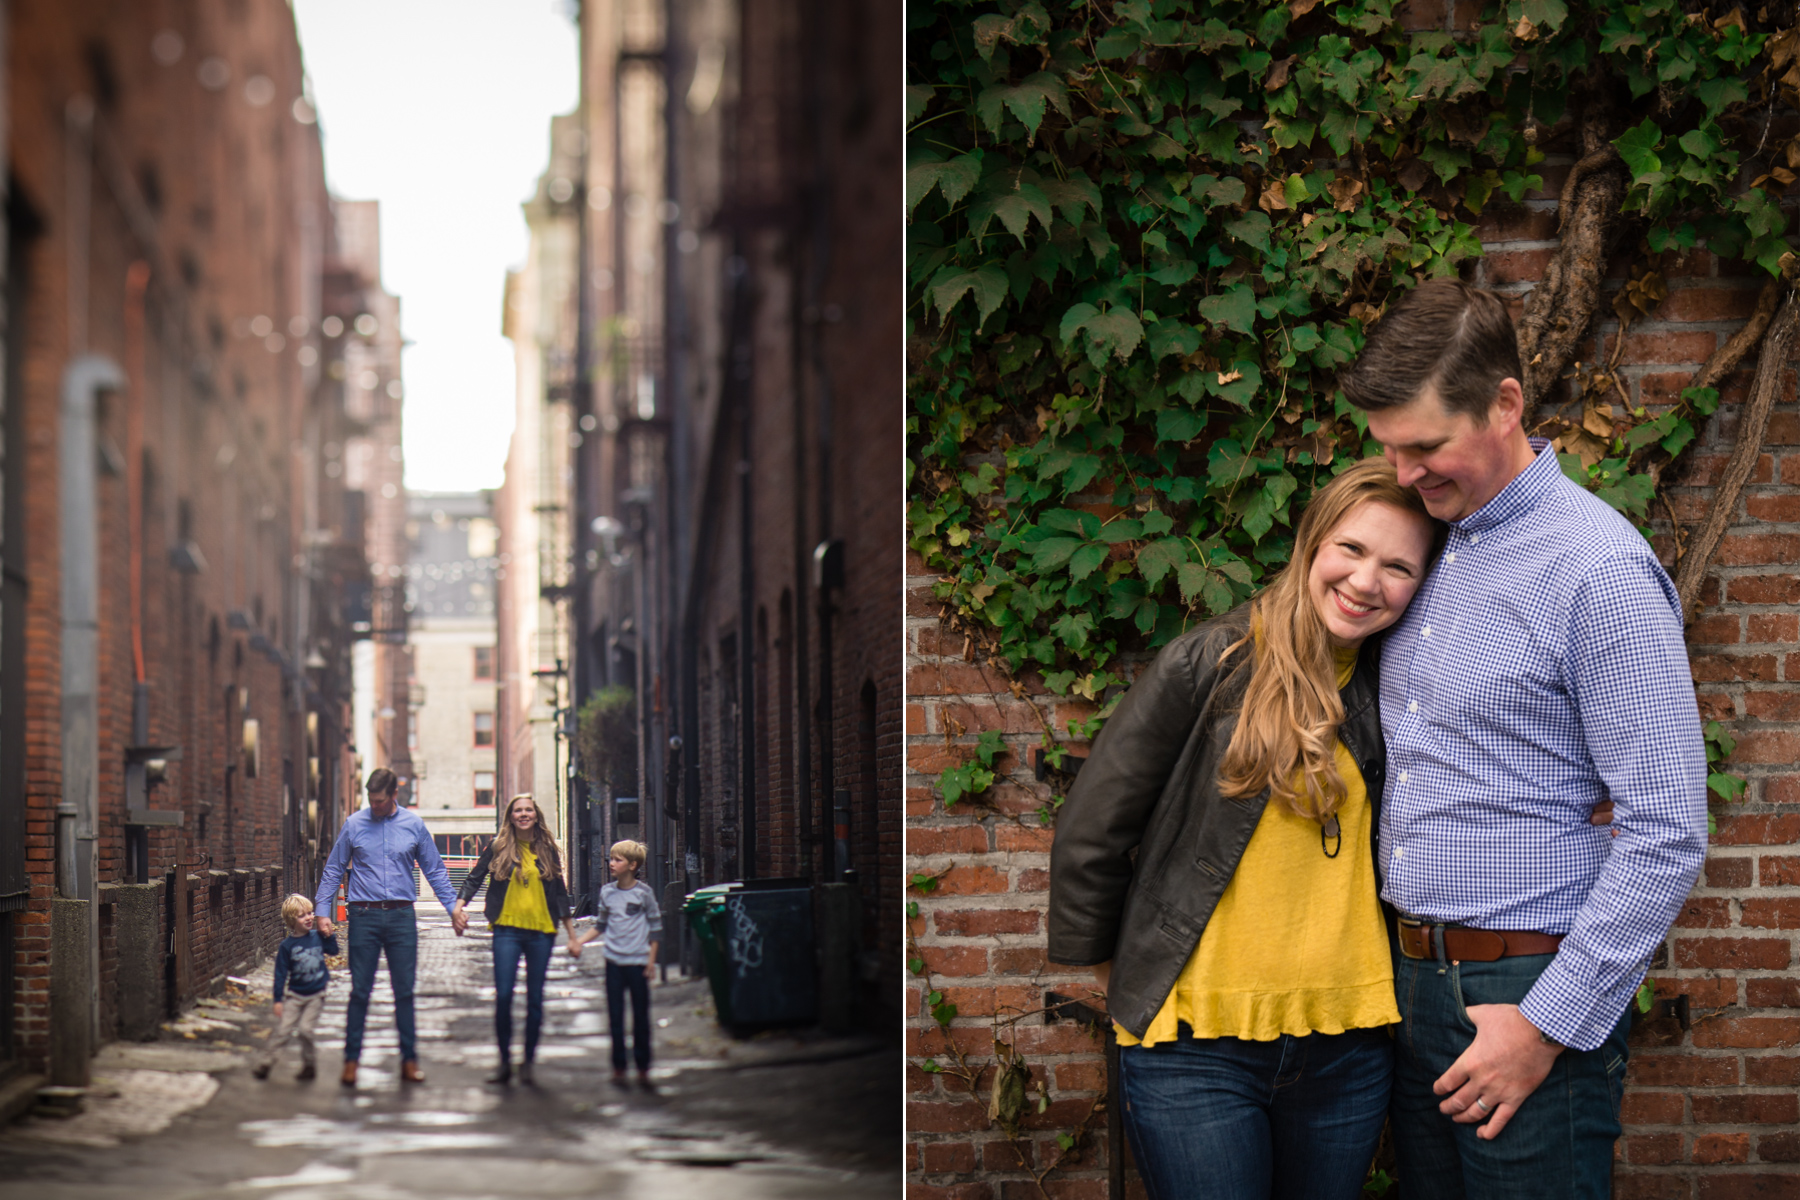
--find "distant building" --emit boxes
[495,0,901,1038]
[330,201,411,811]
[405,492,501,882]
[496,120,583,884]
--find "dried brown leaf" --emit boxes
[1770,27,1800,72]
[1394,158,1432,193]
[1582,405,1615,438]
[1265,55,1297,91]
[1258,179,1290,213]
[1289,0,1321,15]
[1328,175,1365,212]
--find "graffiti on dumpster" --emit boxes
[725,895,764,979]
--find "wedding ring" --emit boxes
[1474,1097,1491,1114]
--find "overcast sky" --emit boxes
[292,0,580,492]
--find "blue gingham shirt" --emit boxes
[1379,441,1707,1050]
[315,804,459,916]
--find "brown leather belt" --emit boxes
[1396,917,1562,963]
[347,900,415,911]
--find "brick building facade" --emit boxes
[907,32,1800,1200]
[497,0,901,1039]
[1,1,377,1088]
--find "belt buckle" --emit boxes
[1397,914,1445,963]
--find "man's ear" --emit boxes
[1491,377,1526,431]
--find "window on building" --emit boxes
[473,711,495,747]
[474,645,494,680]
[474,771,495,807]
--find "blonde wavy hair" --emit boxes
[1217,457,1440,820]
[491,794,563,882]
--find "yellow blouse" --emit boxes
[495,846,557,933]
[1117,647,1398,1046]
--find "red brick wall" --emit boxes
[906,187,1800,1196]
[8,0,337,1070]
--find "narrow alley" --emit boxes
[0,908,893,1198]
[0,0,902,1189]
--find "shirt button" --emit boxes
[1421,625,1432,639]
[1408,701,1419,713]
[1394,848,1404,860]
[1398,771,1409,783]
[1470,533,1481,543]
[1446,552,1456,564]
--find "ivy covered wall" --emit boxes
[908,0,1800,1192]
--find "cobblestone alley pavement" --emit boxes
[0,911,898,1198]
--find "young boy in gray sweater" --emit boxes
[597,839,660,1087]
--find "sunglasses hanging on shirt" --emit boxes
[1320,812,1342,858]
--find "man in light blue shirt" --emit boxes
[314,767,466,1087]
[1340,279,1706,1195]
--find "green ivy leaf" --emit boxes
[1093,27,1141,59]
[929,263,1008,324]
[1222,211,1272,254]
[975,72,1071,142]
[1137,537,1189,584]
[1066,308,1146,367]
[1196,285,1258,334]
[1613,119,1663,183]
[906,84,933,124]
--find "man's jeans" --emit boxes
[1390,937,1630,1199]
[344,906,418,1064]
[1117,1025,1393,1200]
[492,925,555,1064]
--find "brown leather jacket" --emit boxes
[1046,606,1386,1039]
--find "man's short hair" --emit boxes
[1338,278,1523,423]
[611,839,647,868]
[280,893,315,932]
[366,767,398,796]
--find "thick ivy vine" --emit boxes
[907,0,1792,766]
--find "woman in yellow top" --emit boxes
[454,794,584,1085]
[1049,459,1441,1200]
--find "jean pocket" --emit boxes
[1448,963,1477,1034]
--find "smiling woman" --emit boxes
[1047,459,1441,1200]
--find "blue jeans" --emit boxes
[1118,1025,1393,1200]
[492,924,555,1063]
[1390,935,1630,1198]
[344,906,418,1063]
[605,959,653,1072]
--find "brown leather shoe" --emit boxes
[401,1059,425,1085]
[340,1060,358,1087]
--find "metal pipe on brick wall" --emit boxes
[60,352,124,1052]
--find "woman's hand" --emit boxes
[451,900,468,937]
[1590,799,1616,837]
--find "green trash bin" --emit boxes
[683,884,740,1026]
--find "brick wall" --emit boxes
[6,0,354,1073]
[906,180,1800,1197]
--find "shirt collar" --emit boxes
[1453,437,1557,535]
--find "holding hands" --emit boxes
[451,901,469,937]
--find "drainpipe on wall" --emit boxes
[57,353,124,1081]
